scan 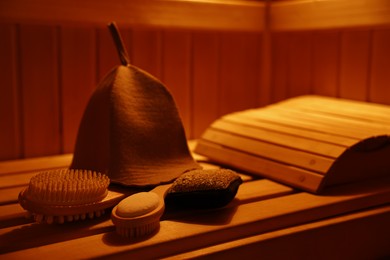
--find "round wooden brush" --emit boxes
[111,184,169,238]
[19,169,128,224]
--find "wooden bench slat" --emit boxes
[195,140,324,193]
[2,177,389,259]
[280,101,390,125]
[258,108,382,139]
[243,109,370,140]
[0,141,201,177]
[0,186,26,205]
[201,129,334,174]
[212,119,346,158]
[0,179,294,253]
[270,106,390,136]
[0,154,72,175]
[0,172,37,189]
[0,203,25,221]
[223,113,358,147]
[163,204,390,259]
[281,95,390,124]
[0,204,30,229]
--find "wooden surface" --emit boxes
[0,141,389,258]
[0,0,265,32]
[269,28,390,105]
[196,96,390,193]
[271,0,390,31]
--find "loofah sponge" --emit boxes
[165,169,243,208]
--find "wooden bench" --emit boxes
[196,95,390,193]
[1,141,389,258]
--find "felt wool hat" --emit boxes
[70,23,200,187]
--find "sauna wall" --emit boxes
[269,0,390,105]
[1,0,390,161]
[270,29,390,104]
[0,1,265,160]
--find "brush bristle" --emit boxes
[115,221,160,238]
[111,193,165,238]
[26,169,110,205]
[26,209,106,224]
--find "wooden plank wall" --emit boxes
[270,28,390,104]
[270,0,390,103]
[0,24,263,160]
[1,0,390,161]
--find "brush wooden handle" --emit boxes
[111,184,171,237]
[19,186,131,217]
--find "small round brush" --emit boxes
[111,185,169,238]
[19,169,127,224]
[111,168,242,239]
[26,169,109,205]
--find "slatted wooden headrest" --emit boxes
[195,95,390,193]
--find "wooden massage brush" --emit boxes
[111,169,242,238]
[18,169,130,224]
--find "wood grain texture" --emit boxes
[161,31,193,138]
[19,24,61,157]
[196,96,390,192]
[201,128,334,173]
[219,32,262,116]
[222,113,358,147]
[195,139,324,193]
[287,32,312,97]
[0,0,265,32]
[282,95,390,125]
[271,0,390,31]
[60,26,97,153]
[166,205,390,259]
[192,31,220,137]
[370,28,390,104]
[339,30,371,101]
[0,24,21,160]
[131,29,162,79]
[0,154,72,176]
[210,119,346,158]
[312,31,340,96]
[270,29,390,107]
[270,32,289,102]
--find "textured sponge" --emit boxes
[165,169,242,208]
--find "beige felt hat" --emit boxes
[70,23,200,187]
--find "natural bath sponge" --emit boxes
[165,169,243,208]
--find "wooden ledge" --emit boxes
[271,0,390,31]
[0,0,265,31]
